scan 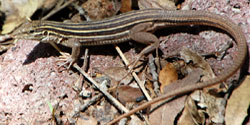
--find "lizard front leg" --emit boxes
[41,37,81,69]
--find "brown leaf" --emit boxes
[162,68,202,94]
[102,66,133,85]
[1,0,45,34]
[225,76,250,125]
[180,47,223,92]
[111,85,144,105]
[149,95,186,125]
[159,63,178,93]
[180,47,215,81]
[149,69,202,124]
[178,96,205,125]
[120,0,132,13]
[129,116,145,125]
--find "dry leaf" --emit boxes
[190,90,226,124]
[180,47,215,81]
[102,66,133,85]
[149,69,202,124]
[120,0,132,13]
[128,116,145,125]
[149,95,186,125]
[162,68,202,94]
[225,76,250,125]
[178,96,205,125]
[111,85,144,105]
[159,63,178,93]
[180,47,224,93]
[1,0,45,34]
[178,107,196,125]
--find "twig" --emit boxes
[72,93,103,117]
[73,63,142,123]
[114,45,152,101]
[73,63,129,112]
[82,48,89,71]
[71,2,91,21]
[42,0,76,20]
[79,48,89,89]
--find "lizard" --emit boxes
[10,8,247,124]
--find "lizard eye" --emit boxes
[42,31,49,35]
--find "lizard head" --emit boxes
[11,20,44,40]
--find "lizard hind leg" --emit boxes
[129,23,160,70]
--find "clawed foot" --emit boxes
[58,52,76,69]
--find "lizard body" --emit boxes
[11,9,247,124]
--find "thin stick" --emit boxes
[73,63,140,122]
[114,45,152,101]
[72,93,103,118]
[42,0,76,20]
[73,63,129,112]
